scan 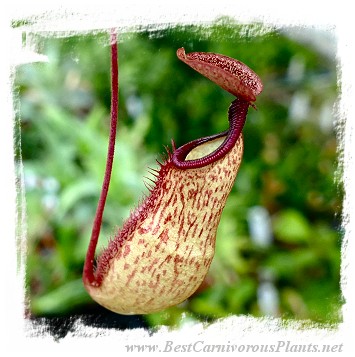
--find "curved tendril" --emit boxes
[83,30,118,286]
[171,97,250,169]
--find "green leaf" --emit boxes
[31,279,93,315]
[273,209,312,243]
[56,179,98,220]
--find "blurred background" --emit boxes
[15,20,343,337]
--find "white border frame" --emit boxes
[1,1,353,355]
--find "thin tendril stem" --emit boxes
[83,30,118,286]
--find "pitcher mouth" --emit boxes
[174,130,229,162]
[171,98,250,170]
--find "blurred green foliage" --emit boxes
[16,20,342,329]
